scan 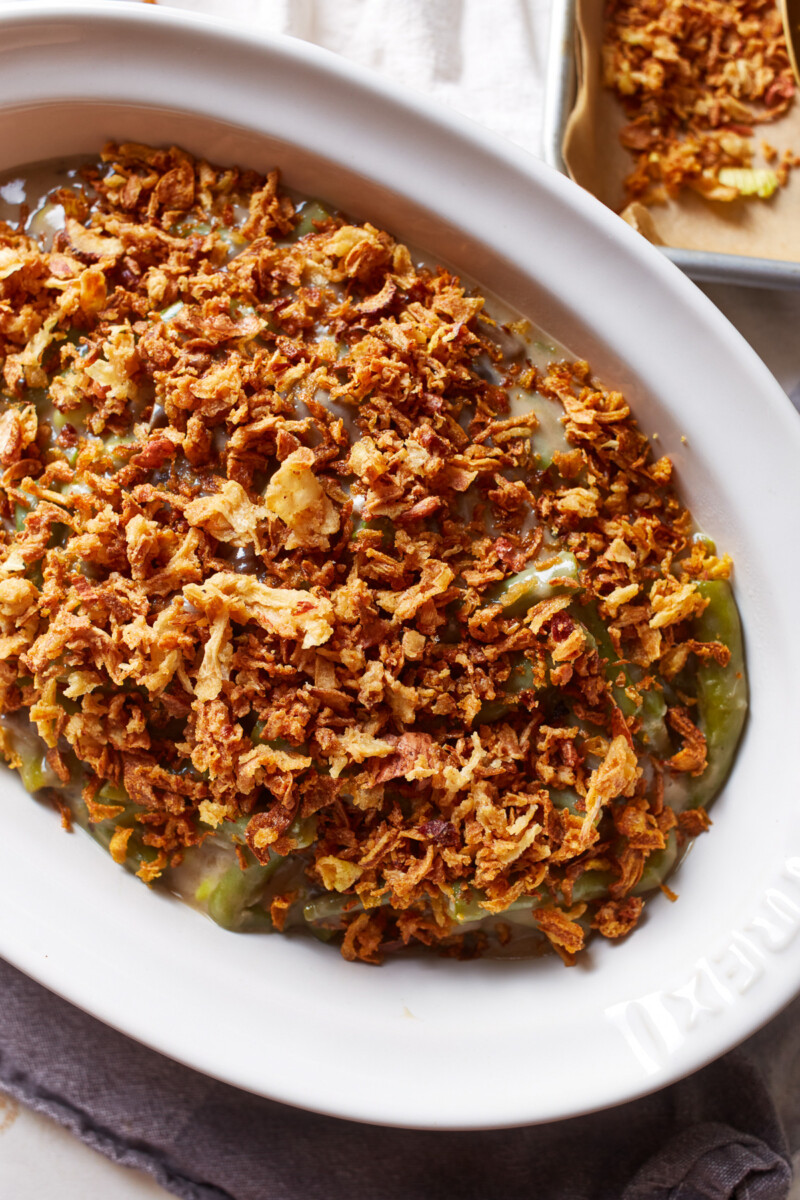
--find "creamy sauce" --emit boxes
[0,157,89,244]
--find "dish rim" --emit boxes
[0,0,798,1130]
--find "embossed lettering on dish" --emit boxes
[606,859,800,1074]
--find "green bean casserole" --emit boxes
[0,143,747,962]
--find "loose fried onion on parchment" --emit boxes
[604,0,796,206]
[0,142,727,961]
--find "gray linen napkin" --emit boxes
[0,956,794,1200]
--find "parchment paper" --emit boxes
[563,0,800,261]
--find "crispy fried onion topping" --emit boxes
[0,142,729,963]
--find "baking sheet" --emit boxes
[563,0,800,263]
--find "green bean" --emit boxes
[634,830,679,895]
[303,892,357,925]
[307,883,547,936]
[548,787,583,815]
[688,580,748,808]
[85,794,159,872]
[579,603,670,755]
[217,814,251,846]
[288,815,318,850]
[447,885,543,929]
[217,811,317,860]
[639,687,669,754]
[501,902,544,926]
[475,699,513,724]
[475,653,536,723]
[569,868,615,904]
[207,861,279,931]
[291,201,333,240]
[47,522,70,550]
[159,300,184,322]
[121,839,158,872]
[556,835,678,907]
[18,751,59,793]
[250,723,291,750]
[64,328,89,356]
[497,895,544,930]
[302,890,390,927]
[692,532,717,555]
[14,489,38,531]
[15,492,68,546]
[305,924,337,944]
[446,883,488,924]
[51,398,92,432]
[96,781,128,804]
[485,549,579,617]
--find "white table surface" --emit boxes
[2,0,800,1195]
[0,1087,170,1198]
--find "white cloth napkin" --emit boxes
[157,0,554,158]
